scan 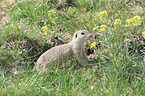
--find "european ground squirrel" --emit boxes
[34,30,94,70]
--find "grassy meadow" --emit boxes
[0,0,145,95]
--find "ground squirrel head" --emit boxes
[72,30,92,42]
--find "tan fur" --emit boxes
[34,30,93,70]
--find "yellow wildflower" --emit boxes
[141,41,144,44]
[100,28,105,32]
[90,42,97,48]
[41,26,49,32]
[50,31,56,35]
[114,19,122,26]
[100,25,108,29]
[99,25,108,32]
[124,39,130,43]
[126,15,141,26]
[93,26,99,31]
[100,56,104,60]
[125,19,133,27]
[98,11,108,22]
[100,16,103,21]
[132,15,141,26]
[142,31,145,39]
[132,15,140,22]
[126,19,132,24]
[48,10,56,14]
[51,31,55,33]
[48,9,58,20]
[98,11,108,17]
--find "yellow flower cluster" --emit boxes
[51,31,55,34]
[90,42,97,48]
[126,19,132,25]
[93,26,99,31]
[126,15,141,26]
[132,15,140,22]
[41,26,56,35]
[114,19,122,26]
[41,26,49,34]
[98,11,108,17]
[98,11,108,22]
[124,39,130,43]
[100,25,108,29]
[100,25,108,32]
[93,25,108,32]
[142,31,145,39]
[48,9,58,21]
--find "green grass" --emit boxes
[0,0,145,95]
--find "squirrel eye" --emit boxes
[81,32,85,35]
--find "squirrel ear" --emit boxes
[72,32,78,40]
